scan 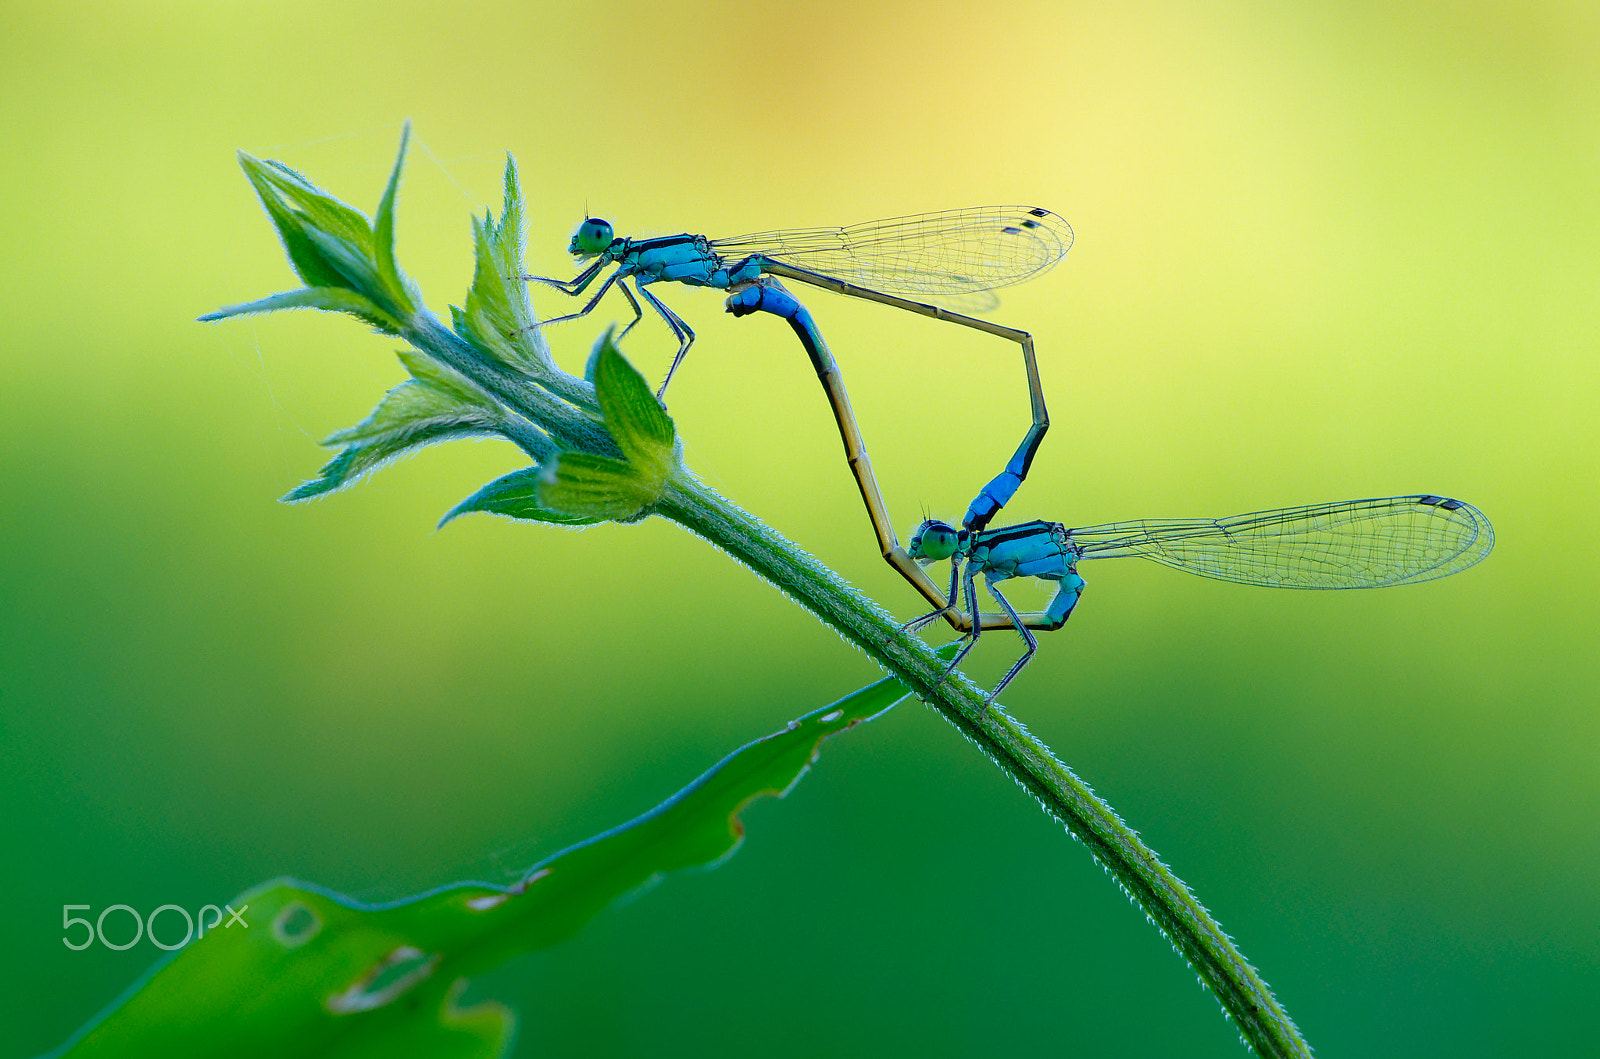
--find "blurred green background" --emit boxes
[2,1,1596,1055]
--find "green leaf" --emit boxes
[535,451,660,521]
[372,122,410,312]
[319,380,496,449]
[301,226,388,300]
[454,155,555,376]
[591,336,676,475]
[440,466,602,527]
[198,287,402,334]
[472,341,682,523]
[251,157,376,256]
[283,420,497,503]
[51,678,908,1058]
[238,154,373,293]
[229,129,416,323]
[394,350,498,410]
[282,351,506,502]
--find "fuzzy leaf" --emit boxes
[440,466,601,527]
[394,350,496,409]
[322,384,495,449]
[301,226,387,299]
[248,156,375,256]
[198,287,401,333]
[238,155,372,292]
[535,451,659,521]
[447,156,602,415]
[50,678,908,1058]
[372,123,410,311]
[591,338,675,476]
[279,349,506,502]
[282,420,499,503]
[232,140,414,322]
[455,158,548,373]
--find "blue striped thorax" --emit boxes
[968,521,1075,581]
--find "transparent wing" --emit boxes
[1068,496,1494,589]
[929,290,1000,314]
[710,207,1073,297]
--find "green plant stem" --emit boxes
[410,313,617,460]
[390,295,1308,1055]
[656,473,1311,1059]
[323,299,1308,1057]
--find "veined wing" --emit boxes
[710,207,1073,298]
[1067,495,1494,589]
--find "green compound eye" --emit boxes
[570,217,614,256]
[908,520,960,561]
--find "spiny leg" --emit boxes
[636,284,697,400]
[614,278,644,340]
[903,558,964,635]
[518,258,606,297]
[932,562,983,691]
[982,577,1040,705]
[520,268,622,336]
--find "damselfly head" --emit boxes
[570,217,614,257]
[908,519,960,562]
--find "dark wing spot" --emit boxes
[1028,208,1049,217]
[1001,226,1022,235]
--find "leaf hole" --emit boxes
[271,902,321,948]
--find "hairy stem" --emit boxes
[395,294,1308,1054]
[656,473,1311,1059]
[358,301,1307,1058]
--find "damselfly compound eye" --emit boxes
[571,217,614,256]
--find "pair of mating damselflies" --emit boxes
[522,211,1493,701]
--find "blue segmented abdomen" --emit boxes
[724,282,805,323]
[963,470,1024,530]
[1046,572,1086,625]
